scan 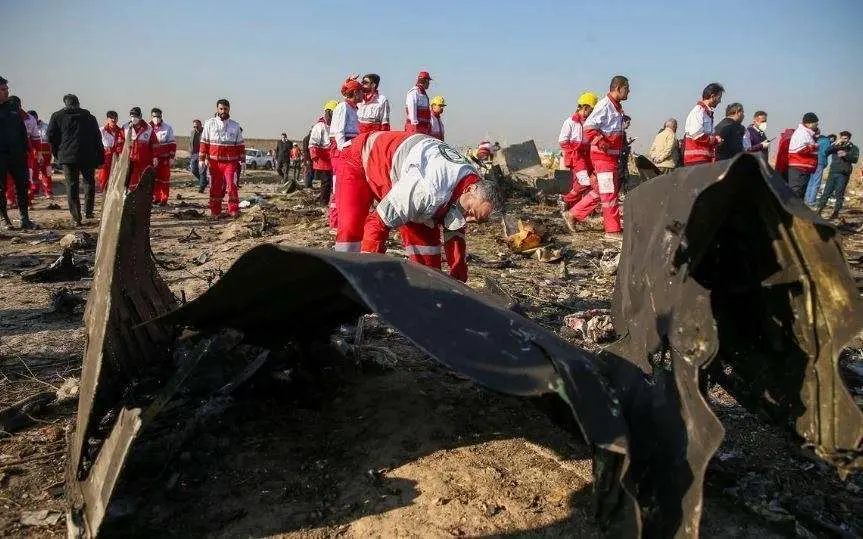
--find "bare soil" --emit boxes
[1,169,861,538]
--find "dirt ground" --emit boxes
[1,168,861,538]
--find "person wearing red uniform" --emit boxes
[430,96,446,141]
[404,71,432,135]
[786,112,821,199]
[310,100,338,206]
[328,77,364,228]
[149,108,176,205]
[97,111,122,192]
[121,107,157,191]
[25,110,53,199]
[198,99,245,217]
[558,92,598,214]
[683,83,725,166]
[563,76,630,238]
[358,73,390,133]
[335,131,501,282]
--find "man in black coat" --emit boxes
[47,94,103,225]
[275,133,293,180]
[714,103,747,161]
[0,76,37,229]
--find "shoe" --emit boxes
[603,232,623,243]
[560,210,578,233]
[84,213,94,219]
[1,218,13,230]
[20,219,39,230]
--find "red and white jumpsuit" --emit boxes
[570,94,625,233]
[150,120,176,204]
[199,116,244,216]
[121,121,156,190]
[357,92,391,134]
[559,112,592,209]
[329,99,360,228]
[335,131,478,282]
[30,120,53,197]
[683,102,720,166]
[430,112,445,141]
[404,86,431,135]
[6,111,37,207]
[98,123,123,192]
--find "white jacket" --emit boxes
[309,119,330,149]
[684,103,714,139]
[357,93,390,129]
[376,136,477,230]
[330,102,359,150]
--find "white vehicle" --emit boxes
[244,148,273,170]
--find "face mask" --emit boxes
[758,122,767,133]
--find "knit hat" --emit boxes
[129,106,142,117]
[802,112,819,124]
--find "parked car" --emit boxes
[244,148,273,170]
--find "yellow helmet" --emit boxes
[577,92,598,108]
[431,95,447,107]
[324,100,339,112]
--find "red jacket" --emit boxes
[584,95,625,174]
[774,128,795,175]
[120,121,156,165]
[559,113,591,173]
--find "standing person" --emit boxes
[190,119,208,193]
[301,129,313,188]
[47,94,102,226]
[122,107,157,191]
[329,77,363,227]
[562,75,630,239]
[683,83,724,166]
[817,131,859,219]
[28,110,54,199]
[5,98,38,208]
[558,92,598,211]
[358,73,390,133]
[786,112,820,199]
[97,111,122,192]
[404,71,432,134]
[805,133,837,205]
[648,118,679,174]
[744,110,770,160]
[149,108,176,205]
[430,96,446,141]
[0,77,35,229]
[275,133,293,180]
[198,99,245,218]
[289,143,301,183]
[335,131,502,282]
[713,103,746,161]
[309,101,337,205]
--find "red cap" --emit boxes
[418,71,432,81]
[341,79,363,97]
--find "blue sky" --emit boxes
[3,0,861,153]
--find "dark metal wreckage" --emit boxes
[65,141,861,537]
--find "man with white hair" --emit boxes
[648,118,679,174]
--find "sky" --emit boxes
[3,0,862,154]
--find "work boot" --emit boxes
[20,218,39,230]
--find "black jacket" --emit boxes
[714,118,746,161]
[0,100,28,160]
[190,128,202,155]
[276,139,293,159]
[47,106,104,167]
[827,143,860,176]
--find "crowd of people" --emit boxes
[1,71,858,282]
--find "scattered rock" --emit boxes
[20,509,62,527]
[46,202,62,210]
[20,250,90,282]
[194,252,210,265]
[59,231,94,250]
[599,249,621,276]
[173,209,204,220]
[178,229,202,243]
[563,309,615,343]
[49,287,87,315]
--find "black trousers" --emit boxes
[0,156,30,221]
[63,165,96,222]
[315,169,332,205]
[787,167,809,200]
[277,158,291,178]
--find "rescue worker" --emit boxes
[6,97,38,208]
[0,77,35,229]
[28,110,53,199]
[558,92,598,212]
[198,99,245,218]
[683,83,725,166]
[562,76,630,239]
[309,100,338,206]
[329,77,363,228]
[97,111,122,192]
[335,131,502,282]
[430,96,446,141]
[149,108,176,205]
[358,73,390,133]
[404,71,432,134]
[122,107,157,191]
[787,112,820,199]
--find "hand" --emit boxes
[761,139,770,148]
[838,150,848,157]
[346,73,359,81]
